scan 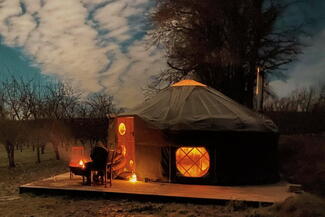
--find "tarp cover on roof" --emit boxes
[123,80,278,132]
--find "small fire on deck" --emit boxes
[68,145,136,183]
[69,146,90,177]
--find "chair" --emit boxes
[105,150,116,187]
[91,149,116,187]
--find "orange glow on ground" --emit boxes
[129,173,137,183]
[176,147,210,177]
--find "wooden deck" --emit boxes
[20,172,295,205]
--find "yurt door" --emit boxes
[116,117,135,173]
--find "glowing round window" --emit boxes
[118,123,126,135]
[176,147,210,177]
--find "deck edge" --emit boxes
[19,185,274,207]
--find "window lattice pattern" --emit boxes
[176,147,210,177]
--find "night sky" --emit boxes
[0,0,324,108]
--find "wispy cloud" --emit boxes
[0,0,165,108]
[0,0,323,105]
[270,30,325,97]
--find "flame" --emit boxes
[129,173,137,183]
[79,160,85,169]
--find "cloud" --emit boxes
[0,0,165,108]
[2,0,322,106]
[270,30,325,97]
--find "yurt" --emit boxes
[108,80,279,185]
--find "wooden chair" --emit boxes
[105,150,116,187]
[91,149,116,187]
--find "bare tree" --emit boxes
[0,78,30,167]
[312,83,325,112]
[43,81,81,119]
[24,120,50,163]
[0,75,122,165]
[0,86,8,119]
[0,120,25,167]
[85,93,115,118]
[75,103,90,119]
[1,77,27,120]
[49,120,73,160]
[74,93,122,118]
[150,0,302,107]
[264,83,325,112]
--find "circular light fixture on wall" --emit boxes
[118,122,126,135]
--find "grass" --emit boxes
[0,145,68,196]
[0,135,324,217]
[278,134,325,196]
[246,193,325,217]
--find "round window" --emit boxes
[118,123,126,135]
[176,147,210,177]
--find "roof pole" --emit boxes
[169,145,171,183]
[256,67,263,111]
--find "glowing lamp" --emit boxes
[129,173,137,183]
[118,123,126,135]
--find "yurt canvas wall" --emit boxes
[109,80,280,185]
[109,116,279,185]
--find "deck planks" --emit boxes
[20,172,295,204]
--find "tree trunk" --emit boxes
[10,147,15,167]
[306,89,314,112]
[5,141,16,168]
[52,142,61,160]
[36,145,41,163]
[41,144,45,154]
[65,142,69,152]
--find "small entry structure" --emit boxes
[109,80,279,185]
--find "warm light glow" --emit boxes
[118,123,126,135]
[69,146,88,167]
[79,160,85,169]
[129,173,137,183]
[121,145,127,156]
[176,147,210,177]
[256,67,260,95]
[172,79,207,87]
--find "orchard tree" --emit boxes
[43,81,81,119]
[264,83,325,112]
[85,93,115,118]
[150,0,301,107]
[0,120,25,167]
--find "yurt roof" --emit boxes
[121,80,278,132]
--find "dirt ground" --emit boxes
[0,136,325,217]
[278,134,325,196]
